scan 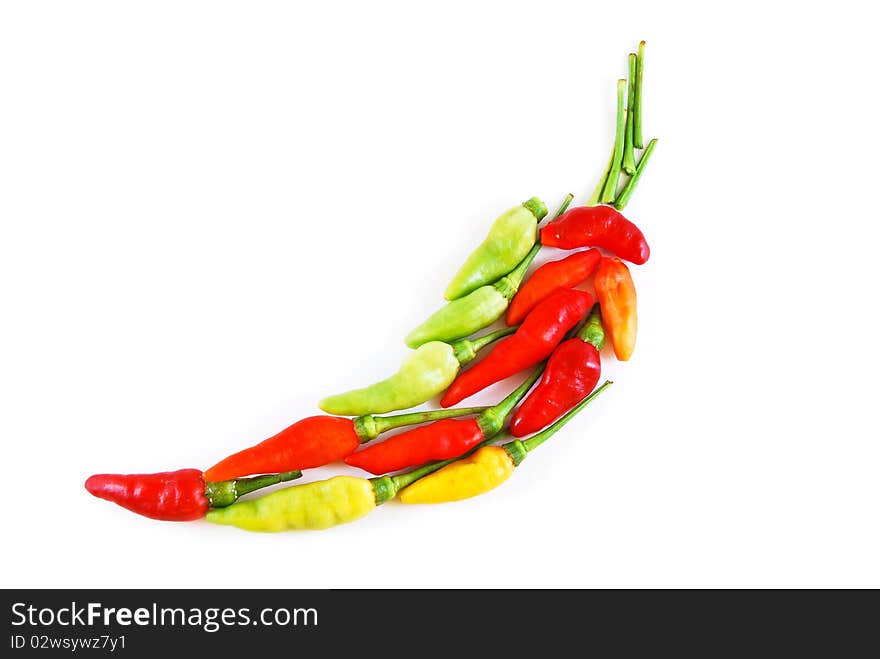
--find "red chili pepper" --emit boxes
[539,205,650,265]
[85,469,208,521]
[84,469,302,521]
[205,416,359,482]
[345,419,483,475]
[345,367,544,475]
[440,288,594,407]
[510,305,604,437]
[506,248,601,325]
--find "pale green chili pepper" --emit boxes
[444,197,548,301]
[406,194,574,349]
[206,449,470,532]
[207,476,377,532]
[319,326,515,416]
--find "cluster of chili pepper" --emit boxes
[84,42,657,532]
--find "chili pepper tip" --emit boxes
[84,474,102,496]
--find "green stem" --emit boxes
[614,138,657,211]
[522,197,549,221]
[587,147,614,206]
[634,41,645,148]
[498,194,574,294]
[577,304,605,350]
[623,53,637,175]
[355,406,488,442]
[600,79,627,203]
[541,193,573,228]
[476,364,545,437]
[204,470,302,508]
[451,325,518,366]
[507,380,613,461]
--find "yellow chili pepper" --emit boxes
[399,446,514,504]
[206,476,375,532]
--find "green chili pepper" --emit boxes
[405,286,510,349]
[319,326,516,416]
[406,194,574,349]
[206,476,376,532]
[444,197,548,301]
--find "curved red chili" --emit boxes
[345,418,483,475]
[441,288,593,407]
[539,205,650,264]
[506,248,601,325]
[205,416,360,482]
[85,469,209,521]
[510,341,600,437]
[510,305,605,436]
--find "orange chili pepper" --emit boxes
[594,257,637,360]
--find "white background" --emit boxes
[1,1,877,589]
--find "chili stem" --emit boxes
[600,79,627,203]
[234,471,302,497]
[522,197,549,221]
[613,138,657,210]
[577,304,605,351]
[623,53,637,175]
[469,325,517,352]
[634,41,645,148]
[367,406,489,438]
[521,380,613,453]
[541,192,574,230]
[205,470,303,508]
[588,147,614,205]
[452,325,518,365]
[476,364,545,437]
